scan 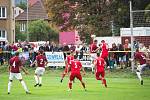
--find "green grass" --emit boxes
[0,67,150,100]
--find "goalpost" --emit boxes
[130,1,150,72]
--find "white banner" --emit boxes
[45,52,65,66]
[78,54,92,68]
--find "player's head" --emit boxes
[136,48,140,52]
[74,54,78,59]
[97,53,100,57]
[94,40,97,44]
[101,40,105,43]
[15,52,20,56]
[39,50,44,55]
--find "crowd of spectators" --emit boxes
[0,39,150,69]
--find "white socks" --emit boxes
[8,80,29,93]
[34,75,42,84]
[136,72,142,81]
[34,75,39,84]
[21,80,29,92]
[39,77,42,84]
[8,81,12,93]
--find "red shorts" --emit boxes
[100,53,108,59]
[70,72,82,81]
[95,71,105,79]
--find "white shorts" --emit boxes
[90,53,97,61]
[9,72,23,80]
[35,67,45,76]
[137,64,147,74]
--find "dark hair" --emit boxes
[94,40,97,43]
[15,52,19,56]
[39,50,44,54]
[74,54,78,59]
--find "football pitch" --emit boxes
[0,70,150,100]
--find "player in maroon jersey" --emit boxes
[134,49,148,85]
[30,50,48,87]
[94,54,107,87]
[90,40,99,72]
[90,40,98,59]
[8,52,30,94]
[60,51,74,83]
[68,55,86,91]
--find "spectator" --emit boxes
[62,43,70,59]
[123,39,131,67]
[58,44,63,52]
[109,43,118,68]
[70,44,76,52]
[118,44,126,69]
[44,43,50,51]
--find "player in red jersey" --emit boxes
[99,40,110,69]
[68,55,86,91]
[133,49,148,85]
[8,52,30,94]
[60,51,74,83]
[30,50,48,87]
[94,54,107,87]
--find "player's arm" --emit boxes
[45,58,48,66]
[67,64,71,74]
[30,60,37,67]
[81,67,86,75]
[8,66,10,73]
[80,62,86,75]
[20,66,29,75]
[94,46,101,53]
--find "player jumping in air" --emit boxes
[99,40,109,69]
[68,55,86,91]
[30,50,48,87]
[60,51,74,83]
[8,52,30,94]
[94,54,107,88]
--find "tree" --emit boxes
[44,0,131,36]
[16,1,27,10]
[29,20,52,41]
[44,0,150,43]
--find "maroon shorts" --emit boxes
[70,72,82,81]
[95,71,105,79]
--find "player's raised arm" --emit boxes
[81,67,86,76]
[30,60,37,67]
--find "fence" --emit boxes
[0,50,150,72]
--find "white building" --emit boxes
[14,7,24,17]
[120,27,150,36]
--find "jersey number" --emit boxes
[98,60,102,66]
[12,61,16,68]
[40,59,44,64]
[75,63,78,68]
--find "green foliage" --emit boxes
[44,0,150,44]
[16,1,27,10]
[45,0,129,40]
[15,23,27,42]
[28,20,57,41]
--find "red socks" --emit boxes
[69,83,72,89]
